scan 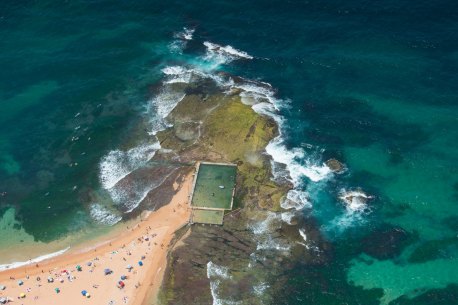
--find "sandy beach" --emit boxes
[0,172,193,305]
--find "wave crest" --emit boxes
[89,203,122,225]
[99,142,160,190]
[203,41,253,67]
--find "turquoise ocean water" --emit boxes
[0,1,457,304]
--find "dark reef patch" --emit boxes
[388,284,458,305]
[361,226,418,260]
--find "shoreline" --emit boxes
[0,170,194,305]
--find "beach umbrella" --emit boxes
[120,275,127,280]
[126,264,132,270]
[138,261,143,266]
[55,288,60,293]
[81,290,87,296]
[17,280,23,286]
[76,265,82,271]
[86,262,92,266]
[0,297,6,304]
[117,281,125,289]
[19,292,26,298]
[104,268,112,275]
[0,285,5,290]
[86,293,91,298]
[47,276,54,283]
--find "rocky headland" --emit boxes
[150,78,331,305]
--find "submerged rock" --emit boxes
[362,226,417,260]
[339,189,373,212]
[325,158,345,173]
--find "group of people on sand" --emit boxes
[0,226,164,305]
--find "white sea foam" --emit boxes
[169,27,195,54]
[99,142,160,190]
[265,137,331,184]
[204,41,253,60]
[178,27,195,40]
[250,212,290,252]
[107,170,173,213]
[326,189,373,232]
[152,88,186,119]
[207,261,231,279]
[146,83,186,134]
[0,247,70,271]
[203,41,253,67]
[161,65,195,84]
[232,81,279,109]
[253,282,269,296]
[251,212,279,235]
[328,212,366,232]
[256,238,290,252]
[168,40,186,54]
[162,64,235,93]
[281,211,296,224]
[339,189,373,213]
[207,261,240,305]
[161,65,189,76]
[299,229,307,243]
[298,229,321,253]
[281,189,311,210]
[89,203,122,226]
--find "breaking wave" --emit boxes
[0,247,70,271]
[169,27,195,53]
[107,169,174,213]
[326,189,374,232]
[89,203,122,225]
[207,261,240,305]
[253,282,269,296]
[281,189,311,210]
[265,137,331,184]
[250,212,290,252]
[203,41,253,67]
[99,142,160,190]
[98,142,162,214]
[175,26,195,41]
[339,189,373,213]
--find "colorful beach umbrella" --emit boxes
[55,288,60,293]
[19,292,26,298]
[138,261,143,266]
[81,290,87,296]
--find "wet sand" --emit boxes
[0,173,193,305]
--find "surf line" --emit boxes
[0,247,70,271]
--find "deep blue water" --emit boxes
[1,1,457,304]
